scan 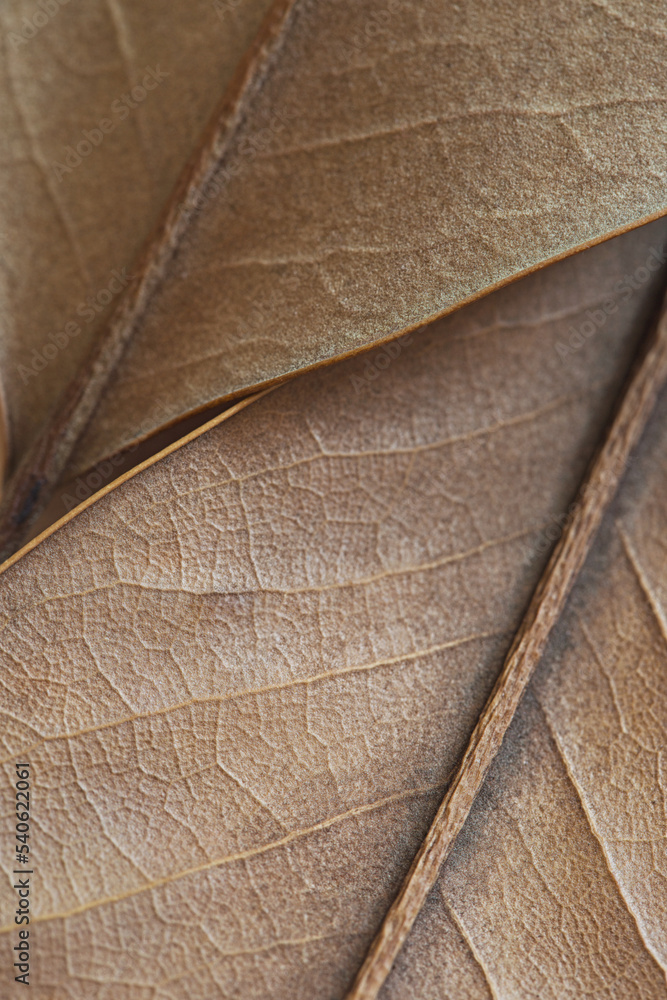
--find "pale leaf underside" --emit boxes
[73,0,667,476]
[383,388,667,999]
[347,238,667,998]
[0,0,272,461]
[1,220,667,997]
[3,0,667,561]
[1,0,667,994]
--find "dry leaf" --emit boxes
[382,386,667,1000]
[3,0,667,556]
[2,3,667,997]
[0,0,272,463]
[71,0,667,475]
[1,219,666,996]
[383,690,667,999]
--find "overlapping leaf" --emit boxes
[2,2,667,996]
[57,0,667,477]
[382,377,667,1000]
[0,221,665,997]
[0,0,272,465]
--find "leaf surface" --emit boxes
[383,691,667,999]
[71,0,667,475]
[0,220,665,997]
[380,367,667,1000]
[0,0,272,465]
[4,0,667,556]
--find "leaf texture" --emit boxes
[0,220,665,997]
[379,373,667,1000]
[347,249,667,998]
[59,0,667,477]
[383,692,667,999]
[0,0,272,465]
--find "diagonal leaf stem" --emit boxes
[0,0,299,563]
[345,286,667,1000]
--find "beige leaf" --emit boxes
[3,0,666,557]
[0,0,272,464]
[0,219,665,997]
[380,362,667,1000]
[384,691,667,999]
[71,0,667,475]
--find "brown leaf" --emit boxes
[72,0,667,475]
[380,372,667,1000]
[0,219,665,997]
[3,0,667,554]
[0,0,272,464]
[384,691,667,999]
[355,277,667,997]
